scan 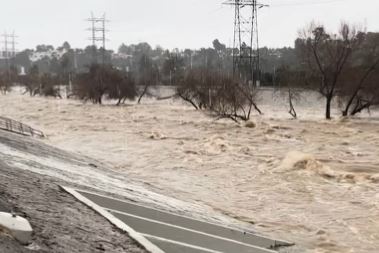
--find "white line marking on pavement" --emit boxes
[61,186,165,253]
[143,233,224,253]
[107,208,277,252]
[76,189,263,237]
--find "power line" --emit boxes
[268,0,346,7]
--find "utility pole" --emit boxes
[86,12,109,65]
[223,0,267,87]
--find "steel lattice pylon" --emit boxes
[86,12,109,64]
[224,0,267,86]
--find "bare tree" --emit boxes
[340,32,379,116]
[74,64,110,104]
[177,68,261,122]
[39,73,62,98]
[211,78,261,122]
[297,22,363,119]
[177,69,209,110]
[276,66,305,119]
[0,66,18,94]
[0,73,11,94]
[20,65,40,96]
[341,69,379,116]
[136,54,158,104]
[107,72,137,105]
[74,64,137,105]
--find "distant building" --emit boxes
[19,66,26,76]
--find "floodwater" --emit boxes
[0,88,378,253]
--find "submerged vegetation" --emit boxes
[0,24,378,120]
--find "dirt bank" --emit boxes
[0,130,147,253]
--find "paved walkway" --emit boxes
[76,190,292,253]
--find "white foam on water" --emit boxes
[0,88,379,253]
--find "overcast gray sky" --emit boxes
[1,0,378,51]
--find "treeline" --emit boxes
[0,24,378,120]
[276,24,379,119]
[0,39,296,87]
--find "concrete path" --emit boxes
[77,190,292,253]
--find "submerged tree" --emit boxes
[107,72,137,105]
[177,68,261,122]
[177,69,209,110]
[74,64,107,104]
[296,23,364,119]
[38,73,61,98]
[20,65,40,96]
[74,64,136,105]
[339,32,379,116]
[136,54,159,104]
[275,66,307,119]
[0,65,19,94]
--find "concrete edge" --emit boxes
[76,188,294,247]
[0,212,33,245]
[60,186,165,253]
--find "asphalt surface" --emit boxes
[78,190,292,253]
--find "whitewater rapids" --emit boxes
[0,87,378,253]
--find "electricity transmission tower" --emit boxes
[2,32,17,61]
[2,32,17,78]
[86,12,109,64]
[223,0,267,86]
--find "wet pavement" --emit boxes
[77,190,292,253]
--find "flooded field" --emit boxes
[1,88,378,253]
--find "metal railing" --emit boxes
[0,116,44,138]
